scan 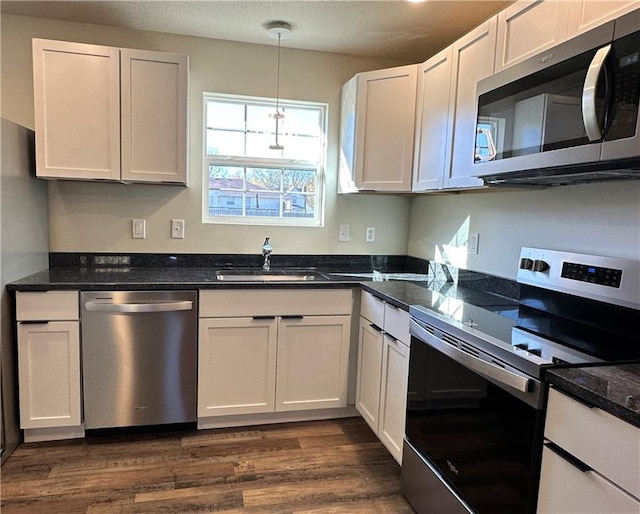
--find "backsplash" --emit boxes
[49,253,410,273]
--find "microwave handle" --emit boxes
[582,44,611,142]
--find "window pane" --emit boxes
[246,132,280,158]
[206,129,245,156]
[282,135,322,161]
[246,168,281,192]
[207,165,245,217]
[208,165,244,190]
[207,101,245,130]
[286,108,322,137]
[283,169,315,193]
[246,104,274,133]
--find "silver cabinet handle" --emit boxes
[582,44,611,142]
[85,300,193,313]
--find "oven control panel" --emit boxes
[561,262,623,288]
[517,247,639,309]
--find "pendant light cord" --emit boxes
[275,32,281,116]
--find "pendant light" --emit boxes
[266,21,292,150]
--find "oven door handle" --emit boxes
[413,323,531,393]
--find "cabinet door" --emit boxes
[495,0,570,72]
[355,317,384,431]
[17,321,81,429]
[413,46,454,192]
[445,18,497,189]
[378,335,409,464]
[198,317,277,416]
[32,39,121,180]
[537,445,640,514]
[120,49,189,184]
[566,1,639,39]
[276,315,351,412]
[354,65,417,192]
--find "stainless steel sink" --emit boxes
[215,269,325,282]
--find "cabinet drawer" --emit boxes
[200,289,353,317]
[360,291,384,327]
[383,303,410,344]
[545,388,640,499]
[16,291,79,321]
[537,445,640,514]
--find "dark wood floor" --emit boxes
[1,417,415,513]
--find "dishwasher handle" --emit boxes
[84,300,194,313]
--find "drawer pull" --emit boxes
[369,323,383,333]
[252,315,276,320]
[282,315,304,320]
[385,334,399,343]
[20,320,50,325]
[544,441,592,473]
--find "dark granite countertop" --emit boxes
[6,267,360,291]
[7,267,520,317]
[546,365,640,428]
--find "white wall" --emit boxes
[1,119,49,461]
[408,181,640,279]
[1,14,411,255]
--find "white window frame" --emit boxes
[202,92,327,227]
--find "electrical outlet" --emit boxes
[365,226,375,243]
[171,219,185,239]
[338,224,350,242]
[468,232,479,254]
[132,219,146,239]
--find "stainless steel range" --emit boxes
[402,247,640,514]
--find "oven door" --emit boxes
[402,318,545,514]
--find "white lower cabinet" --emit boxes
[276,315,351,412]
[16,291,83,442]
[377,333,410,461]
[198,289,353,424]
[198,317,278,416]
[356,291,410,464]
[356,318,384,428]
[537,388,640,513]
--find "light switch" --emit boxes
[338,224,350,242]
[171,219,185,239]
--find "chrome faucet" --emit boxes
[262,237,273,271]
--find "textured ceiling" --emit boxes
[1,0,513,62]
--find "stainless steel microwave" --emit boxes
[473,9,640,186]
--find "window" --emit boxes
[203,93,327,226]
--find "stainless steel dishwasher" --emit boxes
[80,290,197,429]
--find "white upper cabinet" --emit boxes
[120,49,189,184]
[412,46,454,192]
[495,0,571,72]
[413,18,497,192]
[33,39,189,185]
[495,1,640,73]
[339,64,417,193]
[33,39,121,181]
[445,17,497,190]
[566,0,639,39]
